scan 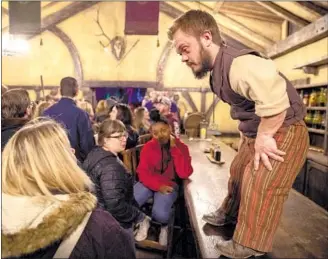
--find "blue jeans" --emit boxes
[134,182,178,224]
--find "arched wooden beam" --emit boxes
[156,41,173,88]
[48,26,83,86]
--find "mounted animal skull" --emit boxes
[94,9,138,64]
[110,36,126,61]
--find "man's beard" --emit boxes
[193,47,212,79]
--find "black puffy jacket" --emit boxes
[126,125,139,150]
[83,147,142,229]
[1,118,28,151]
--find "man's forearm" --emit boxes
[257,110,287,137]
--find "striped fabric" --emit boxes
[221,122,309,252]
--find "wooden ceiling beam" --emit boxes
[314,1,328,9]
[42,2,61,10]
[266,14,328,58]
[214,1,225,12]
[219,6,283,23]
[160,2,249,50]
[256,1,308,27]
[3,2,99,36]
[197,1,274,47]
[164,1,265,52]
[297,1,328,17]
[219,26,265,52]
[37,2,99,36]
[274,2,321,23]
[220,5,282,20]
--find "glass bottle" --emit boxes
[303,93,309,107]
[312,111,322,129]
[304,112,313,127]
[318,88,327,107]
[200,118,208,140]
[321,112,326,130]
[309,91,317,107]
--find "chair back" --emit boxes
[121,148,136,174]
[138,134,152,144]
[121,144,145,178]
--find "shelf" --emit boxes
[306,107,327,111]
[294,55,328,70]
[294,82,328,90]
[307,128,326,135]
[307,149,328,167]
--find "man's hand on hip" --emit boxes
[254,133,286,171]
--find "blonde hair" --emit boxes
[95,100,108,114]
[2,118,93,196]
[77,101,94,117]
[168,10,224,46]
[33,101,51,119]
[134,107,149,132]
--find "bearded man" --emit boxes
[167,10,309,258]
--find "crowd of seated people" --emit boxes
[1,76,193,257]
[2,118,135,259]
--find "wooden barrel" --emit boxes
[183,112,203,137]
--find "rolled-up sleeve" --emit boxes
[229,54,290,117]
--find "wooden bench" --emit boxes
[183,138,328,258]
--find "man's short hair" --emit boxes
[60,77,78,98]
[168,10,224,46]
[1,89,30,119]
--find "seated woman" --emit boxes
[2,118,135,259]
[109,103,139,149]
[134,109,193,246]
[134,106,150,135]
[83,119,150,241]
[95,100,109,123]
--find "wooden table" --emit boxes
[183,138,328,258]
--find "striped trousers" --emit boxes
[219,121,309,252]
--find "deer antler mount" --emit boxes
[94,9,126,61]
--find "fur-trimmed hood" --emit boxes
[2,192,97,258]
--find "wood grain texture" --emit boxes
[48,26,83,86]
[181,91,198,112]
[267,14,328,58]
[29,1,99,39]
[183,138,328,258]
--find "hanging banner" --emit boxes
[125,1,159,35]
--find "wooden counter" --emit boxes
[183,138,328,258]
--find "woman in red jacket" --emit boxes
[134,109,193,247]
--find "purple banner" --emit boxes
[125,1,159,35]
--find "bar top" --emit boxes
[182,138,328,258]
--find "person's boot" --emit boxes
[202,209,237,226]
[215,240,265,258]
[135,216,151,242]
[158,225,168,247]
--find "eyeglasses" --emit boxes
[110,132,128,140]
